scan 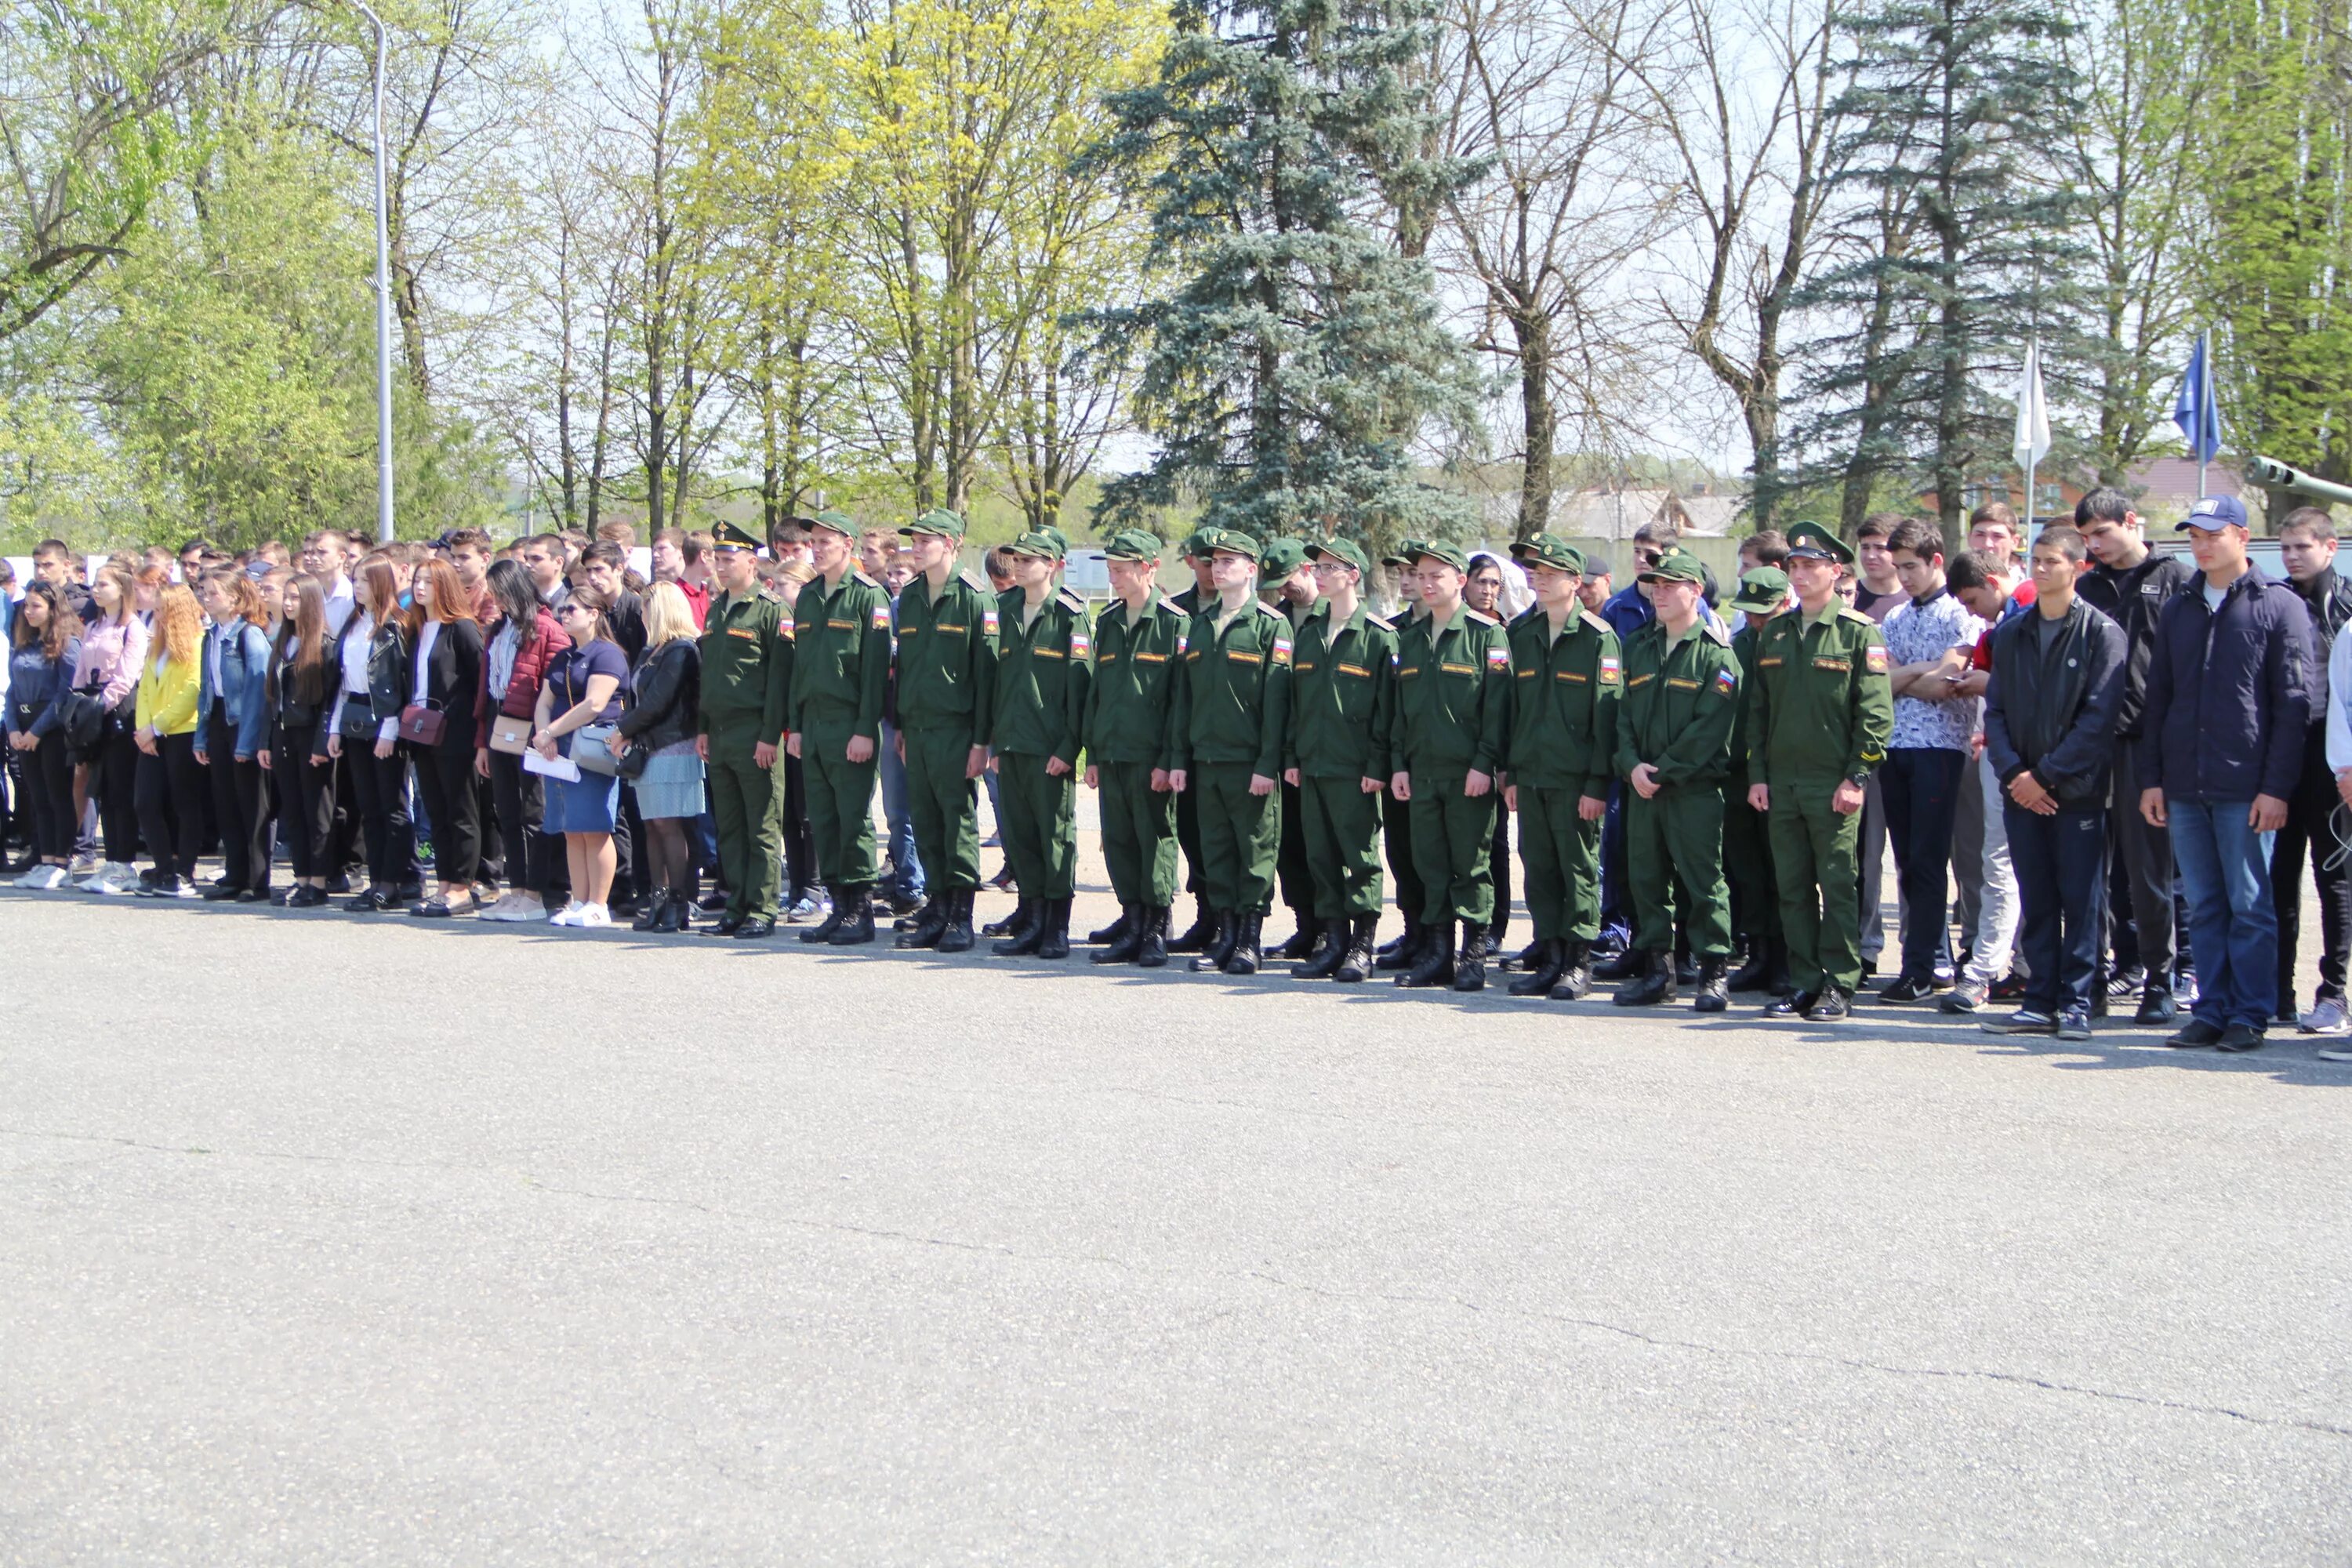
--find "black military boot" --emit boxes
[1135,906,1171,968]
[1190,911,1238,973]
[1451,920,1488,993]
[1550,938,1594,1001]
[1088,908,1131,945]
[1804,986,1853,1022]
[895,896,949,949]
[1396,921,1456,988]
[1613,949,1675,1007]
[1296,918,1349,979]
[1035,898,1073,959]
[1376,919,1415,961]
[1693,956,1730,1013]
[1501,937,1545,974]
[1375,914,1425,971]
[982,897,1031,938]
[1272,908,1318,960]
[1725,938,1772,993]
[937,888,976,953]
[1334,915,1380,983]
[1592,944,1646,982]
[1508,937,1566,997]
[828,886,877,946]
[992,898,1047,956]
[1223,911,1265,975]
[1094,903,1146,964]
[1167,897,1218,954]
[800,884,849,943]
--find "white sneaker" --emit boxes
[77,866,112,891]
[13,866,45,888]
[2299,996,2350,1036]
[169,880,199,899]
[477,891,518,921]
[508,900,550,923]
[29,865,69,891]
[93,865,138,896]
[68,851,98,877]
[548,900,583,927]
[575,902,612,929]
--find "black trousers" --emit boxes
[1882,746,1967,981]
[1487,807,1513,940]
[275,722,336,880]
[205,702,270,891]
[488,747,566,904]
[781,753,815,900]
[93,726,140,863]
[134,731,206,882]
[20,734,74,859]
[2272,739,2350,1012]
[344,739,409,887]
[2009,803,2108,1018]
[410,742,481,886]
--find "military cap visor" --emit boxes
[1782,521,1853,564]
[1211,529,1264,561]
[807,509,861,539]
[2177,494,2250,532]
[1004,530,1066,561]
[1639,550,1706,585]
[1519,535,1584,575]
[1410,542,1470,572]
[900,508,966,539]
[1308,539,1370,574]
[1183,530,1223,561]
[1729,566,1791,613]
[1103,529,1162,562]
[708,520,763,554]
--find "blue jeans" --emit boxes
[2168,800,2278,1029]
[2005,803,2106,1016]
[877,720,924,900]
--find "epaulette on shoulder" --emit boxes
[959,569,993,595]
[851,569,881,590]
[1255,598,1287,619]
[1838,606,1878,629]
[1702,619,1733,647]
[1363,609,1394,633]
[1462,608,1498,627]
[1580,609,1612,636]
[1057,586,1087,613]
[1152,593,1188,618]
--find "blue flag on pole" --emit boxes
[2175,331,2224,463]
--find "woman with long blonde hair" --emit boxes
[132,584,207,896]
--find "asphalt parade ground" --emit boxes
[4,844,2351,1563]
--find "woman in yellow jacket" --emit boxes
[133,584,207,896]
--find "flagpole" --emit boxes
[2196,331,2209,499]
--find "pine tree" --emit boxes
[1080,0,1483,554]
[1788,0,2090,535]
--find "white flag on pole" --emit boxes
[2013,341,2052,474]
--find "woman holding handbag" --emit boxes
[131,585,206,897]
[404,558,485,917]
[6,583,83,889]
[260,574,337,907]
[532,588,630,928]
[193,568,275,901]
[615,581,703,931]
[326,560,414,911]
[475,558,571,923]
[71,564,148,894]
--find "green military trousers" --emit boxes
[1177,782,1206,898]
[1192,761,1279,913]
[1098,760,1178,907]
[1517,785,1602,942]
[1769,788,1864,994]
[902,724,980,893]
[1722,790,1777,942]
[1627,782,1733,959]
[800,718,880,887]
[707,728,782,921]
[998,750,1077,899]
[1409,770,1497,926]
[1298,774,1383,917]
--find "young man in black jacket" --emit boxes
[1980,527,2128,1040]
[2271,507,2352,1034]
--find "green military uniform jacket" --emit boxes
[1504,607,1621,797]
[991,585,1091,765]
[696,587,792,740]
[1744,604,1894,786]
[1083,594,1190,768]
[1176,597,1293,775]
[1728,620,1766,789]
[1286,599,1396,782]
[1613,618,1740,786]
[894,568,999,735]
[1393,606,1511,776]
[790,570,891,740]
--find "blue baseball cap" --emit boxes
[2177,495,2249,532]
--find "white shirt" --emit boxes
[411,619,441,705]
[326,612,396,742]
[323,575,356,637]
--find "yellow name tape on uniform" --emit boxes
[1440,662,1477,676]
[1667,677,1700,690]
[1338,662,1370,677]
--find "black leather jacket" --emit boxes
[619,637,699,753]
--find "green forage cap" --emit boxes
[1730,566,1791,615]
[1411,540,1469,572]
[709,519,762,554]
[1257,536,1307,583]
[1308,537,1370,574]
[1006,529,1066,561]
[1103,529,1163,562]
[900,509,966,539]
[1782,520,1853,565]
[1211,530,1263,561]
[1519,534,1584,574]
[1639,548,1706,585]
[808,510,860,539]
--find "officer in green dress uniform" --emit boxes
[1745,521,1895,1022]
[695,521,792,938]
[1164,530,1223,953]
[787,510,892,946]
[1171,531,1293,975]
[1722,567,1792,994]
[987,529,1091,959]
[1374,540,1432,971]
[891,507,999,953]
[1390,541,1512,992]
[1283,538,1396,982]
[1500,535,1620,1000]
[1081,529,1192,967]
[1611,549,1740,1011]
[1256,536,1322,958]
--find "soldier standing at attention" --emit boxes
[787,510,892,946]
[1391,542,1512,992]
[1171,532,1293,976]
[1501,535,1619,1001]
[987,530,1091,959]
[890,508,998,953]
[1082,531,1192,967]
[1724,567,1792,995]
[1258,536,1323,959]
[696,521,792,939]
[1746,521,1895,1022]
[1284,538,1396,982]
[1611,550,1741,1011]
[1164,532,1223,954]
[1375,543,1432,972]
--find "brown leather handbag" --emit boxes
[397,702,446,746]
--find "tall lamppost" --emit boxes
[350,0,396,543]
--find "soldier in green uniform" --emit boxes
[787,510,892,946]
[891,507,999,953]
[1256,536,1321,958]
[1163,532,1223,953]
[1611,550,1740,1010]
[1390,541,1512,991]
[1082,530,1192,966]
[1723,567,1792,994]
[1374,542,1432,971]
[1284,538,1396,982]
[1746,521,1895,1022]
[987,530,1091,958]
[1500,535,1620,1000]
[695,521,793,939]
[1171,532,1293,975]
